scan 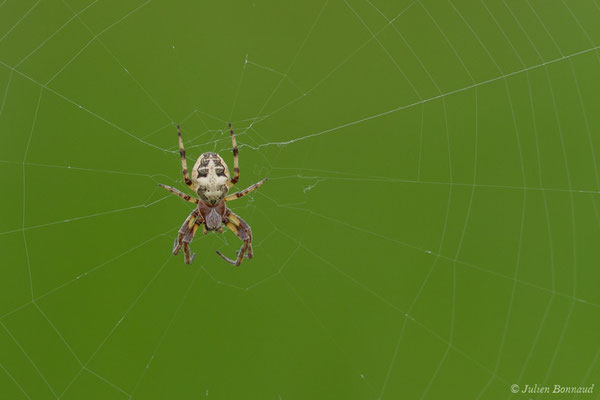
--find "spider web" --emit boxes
[1,0,600,399]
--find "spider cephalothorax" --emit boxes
[159,124,268,266]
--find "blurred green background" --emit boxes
[1,0,600,399]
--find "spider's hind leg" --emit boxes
[177,125,194,188]
[227,123,240,188]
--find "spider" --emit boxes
[158,123,268,266]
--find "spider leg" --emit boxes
[227,123,240,188]
[216,209,252,266]
[227,212,252,258]
[177,124,193,188]
[158,184,198,204]
[173,209,198,255]
[182,218,202,264]
[224,178,268,202]
[173,209,203,264]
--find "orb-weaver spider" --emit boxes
[159,124,268,266]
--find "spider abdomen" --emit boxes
[193,152,231,205]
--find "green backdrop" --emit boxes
[1,0,599,399]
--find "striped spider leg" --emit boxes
[216,209,253,266]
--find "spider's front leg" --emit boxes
[216,209,253,266]
[173,209,203,264]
